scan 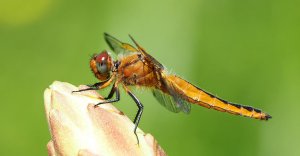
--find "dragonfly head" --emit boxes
[90,50,113,81]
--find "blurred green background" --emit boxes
[1,0,299,155]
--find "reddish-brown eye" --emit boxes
[95,51,112,74]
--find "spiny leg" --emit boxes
[104,85,116,100]
[95,85,120,106]
[72,76,114,93]
[72,82,104,93]
[127,90,144,145]
[72,80,120,106]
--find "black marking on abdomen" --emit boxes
[243,106,254,111]
[253,108,262,113]
[231,103,242,109]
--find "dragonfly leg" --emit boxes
[127,90,144,145]
[95,86,120,106]
[73,76,114,93]
[72,82,103,93]
[104,85,116,100]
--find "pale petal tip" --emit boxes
[47,141,56,156]
[44,81,166,155]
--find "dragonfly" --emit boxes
[74,33,272,143]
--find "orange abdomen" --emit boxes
[166,75,271,120]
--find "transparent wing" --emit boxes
[152,89,191,114]
[152,89,181,113]
[104,33,138,54]
[128,35,164,70]
[170,89,191,114]
[152,78,191,114]
[105,33,165,70]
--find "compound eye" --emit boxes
[95,51,111,74]
[97,60,107,73]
